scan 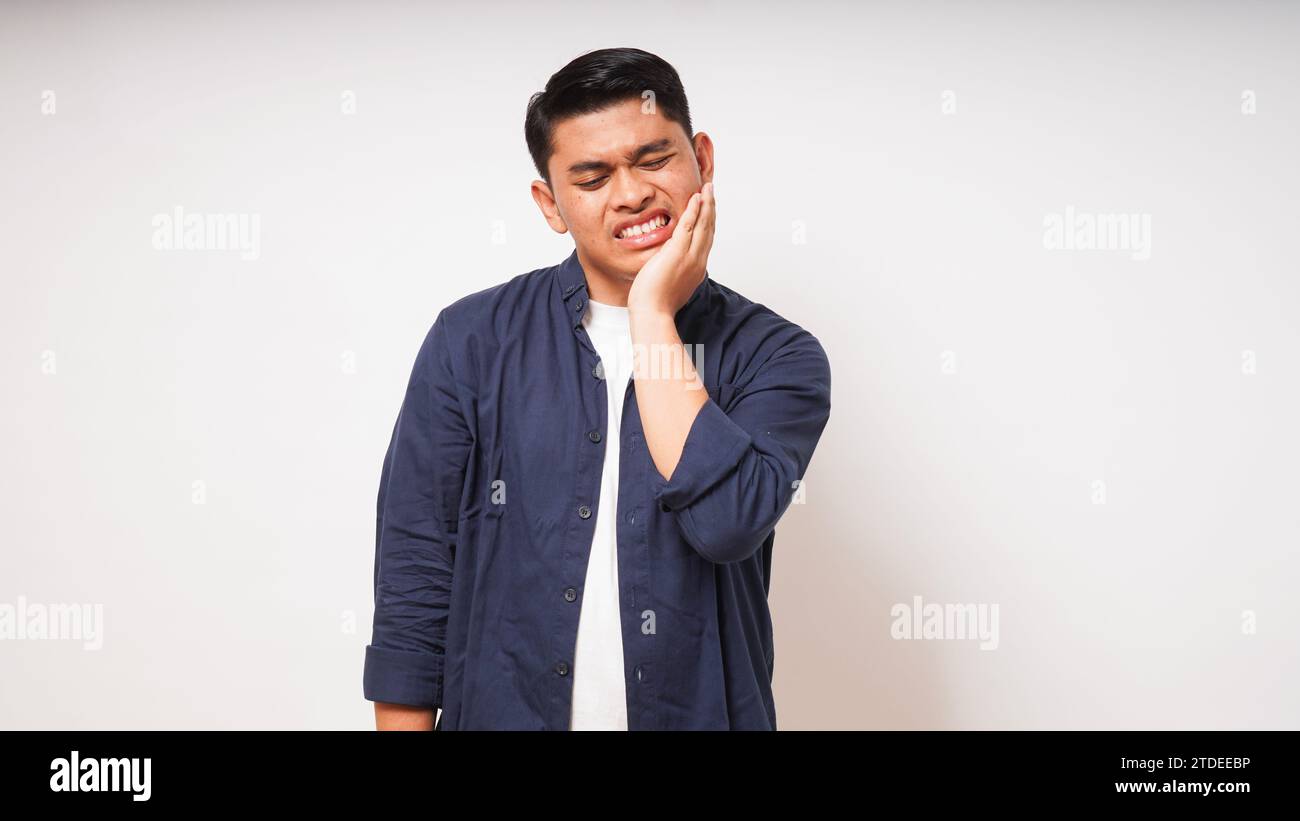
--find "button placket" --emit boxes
[561,283,619,726]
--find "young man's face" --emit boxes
[532,97,714,282]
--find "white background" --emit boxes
[1,0,1296,728]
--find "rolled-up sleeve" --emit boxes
[363,309,471,708]
[651,330,831,564]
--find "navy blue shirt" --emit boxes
[363,249,832,729]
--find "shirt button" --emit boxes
[564,587,577,602]
[588,430,602,443]
[578,505,592,519]
[659,501,671,513]
[634,665,643,682]
[592,362,604,379]
[556,661,569,676]
[626,511,635,524]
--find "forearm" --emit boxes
[642,324,832,564]
[375,702,437,731]
[628,308,708,481]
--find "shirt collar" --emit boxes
[556,248,709,328]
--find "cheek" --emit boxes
[565,198,605,235]
[666,183,697,212]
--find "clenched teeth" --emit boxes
[617,214,669,239]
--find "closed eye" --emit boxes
[576,155,674,189]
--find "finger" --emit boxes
[672,192,702,250]
[690,183,715,258]
[678,191,701,236]
[699,183,715,241]
[690,220,714,278]
[696,211,715,263]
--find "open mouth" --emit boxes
[613,210,673,250]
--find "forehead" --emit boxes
[548,98,683,172]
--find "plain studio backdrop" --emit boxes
[1,1,1296,729]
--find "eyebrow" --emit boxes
[566,138,673,176]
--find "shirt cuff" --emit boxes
[651,397,754,512]
[363,644,444,708]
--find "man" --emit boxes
[363,47,831,730]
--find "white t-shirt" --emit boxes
[569,297,634,730]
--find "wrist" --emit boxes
[627,299,675,322]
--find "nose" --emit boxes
[608,166,655,213]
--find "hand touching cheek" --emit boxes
[628,182,716,316]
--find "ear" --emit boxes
[530,180,569,234]
[691,132,715,186]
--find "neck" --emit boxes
[575,246,633,306]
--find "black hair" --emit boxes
[525,47,694,185]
